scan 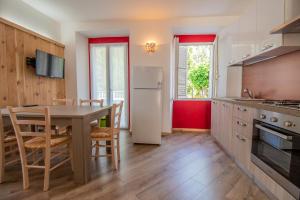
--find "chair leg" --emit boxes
[117,136,120,162]
[111,139,117,170]
[19,149,29,190]
[0,145,4,183]
[95,141,99,159]
[43,148,51,191]
[68,143,74,171]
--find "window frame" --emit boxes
[175,42,214,100]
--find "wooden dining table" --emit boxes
[0,105,112,184]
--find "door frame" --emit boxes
[88,36,130,128]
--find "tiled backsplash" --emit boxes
[242,51,300,100]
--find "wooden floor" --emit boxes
[0,131,270,200]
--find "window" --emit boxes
[175,35,215,99]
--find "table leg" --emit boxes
[71,117,91,184]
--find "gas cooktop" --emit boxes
[259,100,300,110]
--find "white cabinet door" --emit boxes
[211,100,219,139]
[223,102,233,155]
[239,0,257,61]
[256,0,284,53]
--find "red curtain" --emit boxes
[174,34,216,43]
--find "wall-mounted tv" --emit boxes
[35,49,65,79]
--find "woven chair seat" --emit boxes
[24,136,71,149]
[90,127,119,139]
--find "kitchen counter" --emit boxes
[213,97,300,117]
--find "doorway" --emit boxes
[89,41,129,129]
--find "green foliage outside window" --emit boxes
[186,45,211,98]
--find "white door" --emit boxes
[90,43,129,128]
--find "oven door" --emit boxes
[251,120,300,199]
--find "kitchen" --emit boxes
[212,0,300,199]
[0,0,300,199]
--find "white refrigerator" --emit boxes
[132,66,163,145]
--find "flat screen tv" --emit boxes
[35,49,65,79]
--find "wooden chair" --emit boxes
[79,99,104,127]
[79,99,104,107]
[7,107,72,191]
[52,98,75,106]
[90,101,123,170]
[52,98,75,135]
[0,114,19,183]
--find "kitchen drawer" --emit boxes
[233,117,253,139]
[233,105,254,122]
[253,164,296,200]
[232,130,252,171]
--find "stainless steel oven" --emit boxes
[251,109,300,199]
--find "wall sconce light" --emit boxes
[145,42,156,53]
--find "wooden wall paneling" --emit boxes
[15,29,26,106]
[0,23,8,107]
[23,34,39,105]
[0,19,65,107]
[5,25,18,106]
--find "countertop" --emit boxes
[212,97,300,117]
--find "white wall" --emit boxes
[0,0,61,41]
[61,16,237,133]
[75,33,89,102]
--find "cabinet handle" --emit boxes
[236,134,246,142]
[242,54,251,59]
[229,60,235,65]
[237,121,247,127]
[237,107,247,112]
[261,44,274,52]
[212,101,216,104]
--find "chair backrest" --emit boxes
[1,111,15,137]
[111,101,123,131]
[52,98,75,106]
[79,99,104,107]
[7,107,52,148]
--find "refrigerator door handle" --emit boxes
[157,81,162,88]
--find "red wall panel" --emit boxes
[172,100,211,129]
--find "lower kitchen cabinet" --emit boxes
[211,100,233,156]
[232,130,252,172]
[252,165,296,200]
[211,100,295,200]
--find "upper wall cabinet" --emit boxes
[224,0,300,66]
[256,0,284,53]
[238,0,257,61]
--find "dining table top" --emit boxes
[0,105,112,118]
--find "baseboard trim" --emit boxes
[161,132,172,136]
[172,128,211,133]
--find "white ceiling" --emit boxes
[22,0,251,22]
